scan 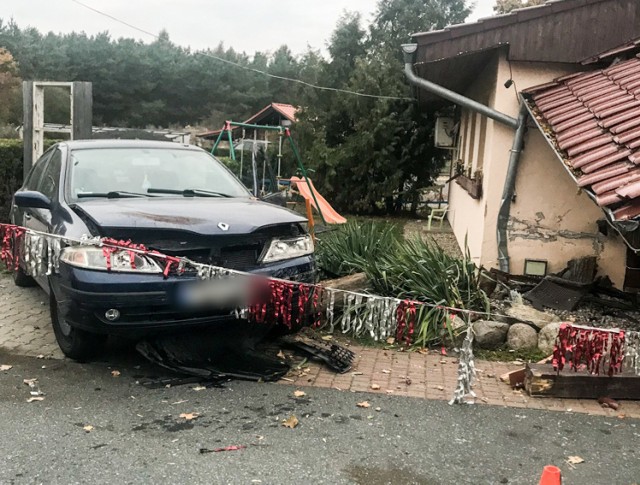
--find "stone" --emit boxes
[538,321,562,354]
[472,320,509,349]
[505,303,560,330]
[320,273,367,292]
[506,323,538,350]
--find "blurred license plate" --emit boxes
[177,277,250,309]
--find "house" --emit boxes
[404,0,640,291]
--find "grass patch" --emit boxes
[475,347,548,363]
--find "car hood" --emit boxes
[71,197,306,236]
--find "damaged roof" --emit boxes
[410,0,640,104]
[412,0,640,64]
[526,55,640,222]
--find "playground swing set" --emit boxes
[210,120,346,233]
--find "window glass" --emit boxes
[24,150,52,191]
[38,149,62,200]
[68,147,250,199]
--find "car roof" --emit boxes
[58,139,201,151]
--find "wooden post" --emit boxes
[72,82,92,140]
[22,81,34,180]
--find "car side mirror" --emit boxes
[14,191,51,210]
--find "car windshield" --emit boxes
[67,147,250,200]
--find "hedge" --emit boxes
[0,139,55,222]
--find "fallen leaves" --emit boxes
[282,415,299,429]
[321,335,333,341]
[192,386,207,392]
[179,412,199,421]
[293,390,306,398]
[370,384,381,390]
[566,456,585,468]
[597,397,620,410]
[0,364,12,371]
[111,370,121,377]
[386,337,395,345]
[356,401,371,408]
[276,350,286,359]
[26,396,44,403]
[83,425,94,432]
[381,369,391,374]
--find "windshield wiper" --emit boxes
[77,191,151,199]
[147,188,233,198]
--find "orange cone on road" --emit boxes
[538,465,562,485]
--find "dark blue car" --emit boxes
[11,140,315,360]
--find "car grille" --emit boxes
[102,224,303,272]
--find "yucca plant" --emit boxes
[361,236,489,346]
[315,220,401,278]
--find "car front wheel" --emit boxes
[50,292,106,361]
[13,265,36,287]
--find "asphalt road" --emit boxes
[0,350,638,485]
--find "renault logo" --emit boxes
[218,222,229,231]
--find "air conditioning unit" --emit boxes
[434,117,455,148]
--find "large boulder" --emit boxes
[506,303,560,330]
[538,321,562,354]
[472,320,509,349]
[507,323,538,350]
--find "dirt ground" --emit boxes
[402,219,463,259]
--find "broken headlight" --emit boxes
[261,235,314,264]
[60,246,163,273]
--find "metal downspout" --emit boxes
[401,43,528,273]
[496,101,528,272]
[401,44,518,129]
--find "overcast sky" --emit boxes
[3,0,497,56]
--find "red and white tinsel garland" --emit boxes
[552,323,640,376]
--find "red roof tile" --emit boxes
[528,54,640,220]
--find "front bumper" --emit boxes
[51,255,315,334]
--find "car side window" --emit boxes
[24,150,52,191]
[38,149,62,200]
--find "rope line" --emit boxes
[70,0,415,102]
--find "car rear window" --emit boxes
[67,147,251,200]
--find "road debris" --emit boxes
[26,396,45,403]
[0,364,13,371]
[293,390,306,398]
[179,412,199,421]
[111,370,121,377]
[598,397,620,410]
[83,425,94,432]
[356,401,371,408]
[200,445,246,454]
[282,415,299,428]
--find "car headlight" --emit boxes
[60,246,163,273]
[261,235,314,264]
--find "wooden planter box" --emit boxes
[455,174,483,199]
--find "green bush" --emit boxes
[0,139,25,223]
[0,139,55,222]
[315,220,402,278]
[316,221,489,346]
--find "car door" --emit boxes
[23,148,63,287]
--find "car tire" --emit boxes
[50,292,106,361]
[13,265,37,287]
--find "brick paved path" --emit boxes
[1,275,638,418]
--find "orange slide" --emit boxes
[290,176,347,224]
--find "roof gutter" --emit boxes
[401,44,518,129]
[401,43,528,272]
